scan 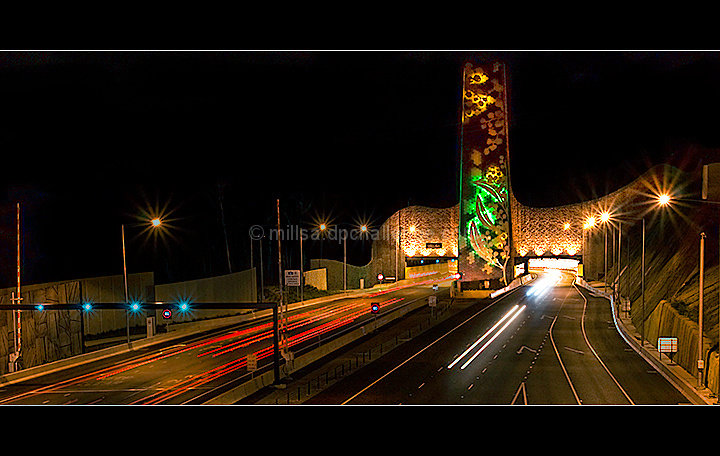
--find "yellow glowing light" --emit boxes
[567,247,578,255]
[360,225,368,232]
[319,223,327,231]
[563,222,570,230]
[408,225,416,233]
[584,216,596,229]
[658,193,671,206]
[151,218,162,227]
[600,212,610,223]
[534,247,545,256]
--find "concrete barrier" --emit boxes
[204,292,435,404]
[490,273,537,298]
[0,276,445,388]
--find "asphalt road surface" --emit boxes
[0,277,447,405]
[307,270,690,405]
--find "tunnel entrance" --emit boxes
[514,256,581,277]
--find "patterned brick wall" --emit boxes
[370,205,458,281]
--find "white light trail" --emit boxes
[526,269,562,298]
[447,305,519,369]
[459,305,526,370]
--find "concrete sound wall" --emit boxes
[308,259,371,291]
[0,280,84,374]
[304,268,327,290]
[645,299,719,395]
[154,268,257,323]
[80,272,155,337]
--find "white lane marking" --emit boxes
[573,282,635,405]
[340,285,527,405]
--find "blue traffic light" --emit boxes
[129,302,141,312]
[35,304,44,311]
[82,302,93,312]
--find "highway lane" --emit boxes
[0,277,449,405]
[308,270,689,405]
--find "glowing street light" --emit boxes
[122,216,164,345]
[584,216,596,229]
[658,193,671,206]
[599,211,612,294]
[563,222,570,231]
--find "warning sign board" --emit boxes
[658,337,678,353]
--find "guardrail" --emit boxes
[204,290,444,404]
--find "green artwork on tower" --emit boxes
[458,61,512,284]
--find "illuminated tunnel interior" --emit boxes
[515,257,580,277]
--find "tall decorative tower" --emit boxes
[458,61,513,287]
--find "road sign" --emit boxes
[702,163,720,200]
[370,302,379,314]
[428,296,437,307]
[285,270,301,287]
[247,353,257,371]
[162,309,172,319]
[658,337,678,353]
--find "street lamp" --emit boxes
[658,193,671,207]
[122,217,163,345]
[637,194,670,347]
[582,215,596,278]
[652,190,720,397]
[319,222,327,270]
[600,211,611,294]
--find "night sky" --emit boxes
[1,51,719,288]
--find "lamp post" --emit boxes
[319,222,326,271]
[318,222,327,289]
[699,231,706,387]
[600,211,611,294]
[582,215,596,279]
[654,194,710,387]
[641,216,645,347]
[638,193,670,348]
[122,217,163,345]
